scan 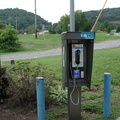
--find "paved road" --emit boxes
[1,39,120,61]
[116,117,120,120]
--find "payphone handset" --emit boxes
[75,50,80,65]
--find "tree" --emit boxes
[58,10,92,32]
[49,23,62,34]
[75,10,92,31]
[0,24,21,52]
[100,20,109,31]
[58,14,70,32]
[0,24,5,29]
[116,26,120,33]
[100,20,116,33]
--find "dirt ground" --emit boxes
[0,103,37,120]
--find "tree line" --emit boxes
[84,7,120,23]
[0,8,120,34]
[51,8,120,33]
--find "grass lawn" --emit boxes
[19,32,120,52]
[3,47,120,120]
[95,32,120,42]
[18,33,61,52]
[1,32,120,55]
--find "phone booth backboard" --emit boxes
[61,32,95,89]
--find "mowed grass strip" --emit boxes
[18,32,120,52]
[1,32,120,54]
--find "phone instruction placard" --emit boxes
[73,70,80,78]
[72,44,83,67]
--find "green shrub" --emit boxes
[6,62,59,109]
[0,66,6,77]
[0,25,21,52]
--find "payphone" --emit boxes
[62,32,95,89]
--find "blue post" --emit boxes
[36,77,45,120]
[104,73,111,118]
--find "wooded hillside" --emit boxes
[0,8,51,32]
[84,7,120,25]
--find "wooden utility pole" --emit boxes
[35,0,37,38]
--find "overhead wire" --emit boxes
[90,0,108,32]
[93,0,119,31]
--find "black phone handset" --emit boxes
[75,50,80,65]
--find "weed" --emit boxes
[48,85,67,105]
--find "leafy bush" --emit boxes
[5,61,67,109]
[0,24,21,52]
[0,66,6,77]
[6,62,59,109]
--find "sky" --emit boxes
[0,0,119,23]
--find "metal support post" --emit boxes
[104,73,111,118]
[36,77,45,120]
[34,0,37,39]
[68,87,81,120]
[70,0,75,32]
[0,56,1,77]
